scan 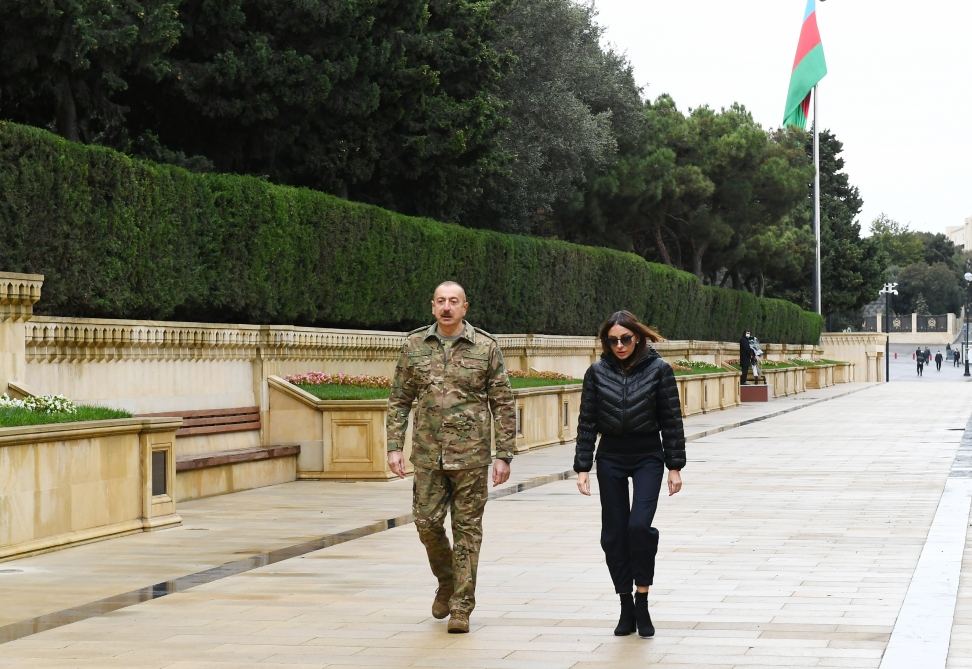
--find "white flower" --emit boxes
[0,393,28,409]
[1,393,77,414]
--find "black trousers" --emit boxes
[596,454,664,593]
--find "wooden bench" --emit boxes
[139,406,299,472]
[143,406,262,437]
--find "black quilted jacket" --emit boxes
[573,347,686,472]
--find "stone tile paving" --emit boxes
[0,384,866,631]
[2,381,971,668]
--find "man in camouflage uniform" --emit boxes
[387,281,517,634]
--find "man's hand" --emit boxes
[576,471,591,496]
[668,469,682,496]
[492,459,511,487]
[387,450,406,478]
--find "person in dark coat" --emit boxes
[935,350,943,371]
[739,330,754,385]
[574,310,686,640]
[916,347,924,376]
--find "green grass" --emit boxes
[296,376,582,401]
[296,384,391,400]
[724,360,796,370]
[673,367,729,376]
[510,377,581,389]
[759,360,798,369]
[0,406,132,428]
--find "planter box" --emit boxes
[760,367,805,398]
[676,372,740,417]
[804,364,836,389]
[267,376,581,480]
[0,417,181,561]
[267,376,409,481]
[513,385,582,452]
[833,362,853,383]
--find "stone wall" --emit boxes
[818,332,885,382]
[2,270,871,437]
[0,417,181,560]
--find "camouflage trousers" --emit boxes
[413,465,489,614]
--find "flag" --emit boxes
[783,0,827,129]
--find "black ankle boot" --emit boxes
[614,593,636,636]
[634,592,654,638]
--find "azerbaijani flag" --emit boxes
[783,0,827,129]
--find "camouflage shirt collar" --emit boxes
[423,321,477,345]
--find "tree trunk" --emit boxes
[55,73,79,142]
[652,223,673,266]
[691,241,708,278]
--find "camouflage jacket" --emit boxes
[386,321,516,470]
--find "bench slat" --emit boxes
[177,421,262,437]
[180,414,258,428]
[144,406,259,419]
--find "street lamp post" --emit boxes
[964,270,971,377]
[879,282,898,383]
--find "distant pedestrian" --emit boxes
[739,330,754,385]
[925,347,932,365]
[956,350,962,368]
[947,343,952,354]
[935,351,943,371]
[916,347,925,376]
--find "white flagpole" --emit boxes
[813,84,822,316]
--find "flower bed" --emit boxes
[509,369,581,387]
[0,394,131,428]
[671,368,740,416]
[721,359,804,396]
[781,358,852,387]
[723,358,798,370]
[671,359,728,375]
[284,370,580,401]
[268,370,582,480]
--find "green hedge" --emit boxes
[0,122,821,343]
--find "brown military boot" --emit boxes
[432,586,453,619]
[447,611,470,633]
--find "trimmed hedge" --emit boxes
[0,122,821,343]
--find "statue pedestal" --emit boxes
[740,384,769,402]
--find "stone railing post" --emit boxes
[0,272,44,394]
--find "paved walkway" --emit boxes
[2,376,971,668]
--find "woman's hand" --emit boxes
[668,469,682,496]
[576,471,591,496]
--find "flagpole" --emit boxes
[813,84,822,316]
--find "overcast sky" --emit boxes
[591,0,971,237]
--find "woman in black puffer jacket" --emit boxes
[574,310,686,639]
